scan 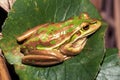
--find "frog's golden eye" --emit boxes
[82,25,89,31]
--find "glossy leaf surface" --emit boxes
[97,49,120,80]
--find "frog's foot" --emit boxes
[22,49,66,66]
[60,38,87,56]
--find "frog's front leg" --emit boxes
[22,49,67,66]
[60,38,87,56]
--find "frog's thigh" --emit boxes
[22,49,65,66]
[60,38,87,56]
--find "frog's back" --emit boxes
[23,22,76,49]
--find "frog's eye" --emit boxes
[82,25,89,31]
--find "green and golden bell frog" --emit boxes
[17,13,101,66]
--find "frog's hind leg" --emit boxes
[60,37,87,56]
[22,49,65,66]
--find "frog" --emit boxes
[17,13,101,66]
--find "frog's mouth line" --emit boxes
[81,30,98,38]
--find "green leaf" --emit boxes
[97,49,120,80]
[0,0,107,80]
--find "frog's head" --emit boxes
[79,20,101,38]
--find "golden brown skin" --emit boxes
[17,13,101,66]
